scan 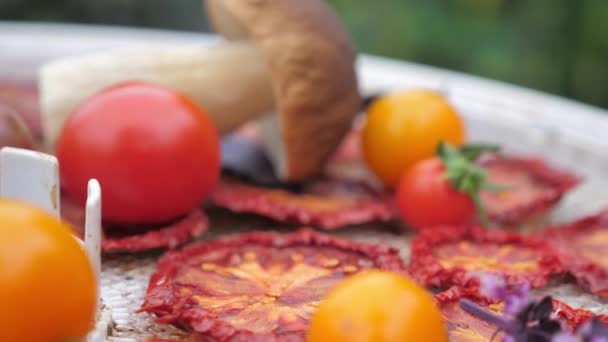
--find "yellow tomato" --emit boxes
[0,200,96,342]
[362,89,466,187]
[308,270,448,342]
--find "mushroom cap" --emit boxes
[206,0,362,182]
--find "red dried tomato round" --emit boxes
[434,287,506,342]
[434,286,598,341]
[211,177,394,229]
[60,196,208,253]
[316,123,580,228]
[551,299,608,331]
[541,210,608,297]
[479,155,579,226]
[409,225,563,289]
[139,229,406,341]
[0,81,41,136]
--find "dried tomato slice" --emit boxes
[435,287,600,341]
[139,229,406,341]
[216,120,391,229]
[0,81,41,137]
[435,287,507,342]
[322,116,379,184]
[211,177,394,229]
[321,125,581,228]
[60,195,208,253]
[409,225,563,289]
[325,122,579,228]
[551,299,608,331]
[479,155,580,226]
[542,210,608,297]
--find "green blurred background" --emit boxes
[2,0,607,109]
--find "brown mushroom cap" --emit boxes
[206,0,362,182]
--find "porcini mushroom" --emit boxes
[206,0,362,182]
[39,42,274,150]
[40,0,360,182]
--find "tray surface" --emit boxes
[2,22,608,341]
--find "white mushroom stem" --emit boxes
[39,41,274,151]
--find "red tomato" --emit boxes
[57,82,220,224]
[397,157,474,230]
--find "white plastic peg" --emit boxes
[85,179,102,286]
[84,179,111,342]
[0,147,110,342]
[0,147,60,216]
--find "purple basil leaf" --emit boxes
[532,297,555,321]
[220,134,303,191]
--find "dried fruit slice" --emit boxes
[211,177,393,229]
[60,195,208,253]
[322,124,580,227]
[324,122,578,227]
[216,120,391,229]
[479,155,580,226]
[140,229,406,341]
[542,210,608,297]
[0,81,41,136]
[435,287,601,341]
[322,116,379,184]
[409,225,563,289]
[435,287,507,342]
[551,299,608,331]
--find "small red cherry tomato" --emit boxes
[57,82,220,224]
[397,157,474,230]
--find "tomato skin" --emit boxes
[57,82,220,224]
[362,90,466,187]
[0,200,96,342]
[397,157,475,230]
[308,270,448,342]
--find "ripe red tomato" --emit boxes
[397,157,474,230]
[57,82,220,224]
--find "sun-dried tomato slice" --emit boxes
[435,287,600,341]
[216,120,391,229]
[60,195,208,253]
[139,228,406,341]
[550,299,608,331]
[322,125,581,228]
[145,338,202,342]
[322,116,380,184]
[435,287,507,342]
[409,225,563,289]
[211,177,394,229]
[0,81,41,137]
[324,122,579,228]
[479,155,580,226]
[541,210,608,297]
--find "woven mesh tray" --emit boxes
[2,22,608,341]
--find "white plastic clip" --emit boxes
[0,147,111,342]
[0,147,60,216]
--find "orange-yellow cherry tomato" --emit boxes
[0,200,96,342]
[308,270,448,342]
[362,89,466,187]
